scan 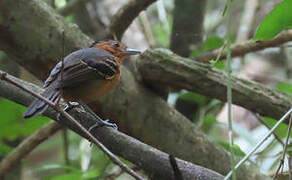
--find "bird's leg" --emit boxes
[57,101,85,121]
[63,101,85,112]
[71,101,118,131]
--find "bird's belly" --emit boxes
[62,75,120,103]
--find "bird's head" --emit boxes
[90,40,141,59]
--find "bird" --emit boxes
[23,40,141,128]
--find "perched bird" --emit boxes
[23,40,141,125]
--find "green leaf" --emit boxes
[254,0,292,40]
[210,60,225,70]
[178,92,208,105]
[152,23,169,47]
[191,36,224,57]
[201,115,216,132]
[0,98,49,141]
[262,116,288,138]
[0,144,12,156]
[82,168,101,179]
[219,141,245,157]
[46,172,82,180]
[66,15,73,22]
[276,82,292,94]
[36,164,80,172]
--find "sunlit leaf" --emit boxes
[201,115,216,132]
[66,15,73,22]
[0,144,12,156]
[219,141,245,157]
[210,60,225,70]
[0,98,49,141]
[178,92,208,105]
[36,164,80,172]
[276,82,292,94]
[191,36,224,57]
[261,116,287,138]
[46,172,82,180]
[254,0,292,40]
[82,168,101,179]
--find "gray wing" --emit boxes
[44,48,118,89]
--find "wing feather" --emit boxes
[44,48,119,89]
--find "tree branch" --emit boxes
[106,0,157,39]
[0,1,268,179]
[196,30,292,63]
[0,70,224,180]
[0,122,61,176]
[139,49,292,121]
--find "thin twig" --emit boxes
[106,0,157,39]
[224,106,292,180]
[56,30,65,105]
[0,72,144,180]
[196,30,292,63]
[62,128,70,165]
[225,0,236,179]
[0,122,61,176]
[255,114,284,146]
[169,154,183,180]
[273,114,292,179]
[288,157,292,180]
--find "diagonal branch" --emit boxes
[0,72,144,180]
[106,0,157,39]
[0,121,61,176]
[0,70,224,180]
[139,49,292,121]
[0,1,269,179]
[196,30,292,63]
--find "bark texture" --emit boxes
[139,49,292,121]
[0,71,224,180]
[0,0,269,179]
[170,0,206,57]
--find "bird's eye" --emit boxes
[111,42,120,47]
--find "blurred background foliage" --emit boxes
[1,0,292,179]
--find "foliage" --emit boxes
[190,35,224,57]
[0,98,49,155]
[254,0,292,40]
[276,82,292,94]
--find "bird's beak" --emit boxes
[124,48,142,55]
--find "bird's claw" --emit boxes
[88,119,118,132]
[64,101,85,113]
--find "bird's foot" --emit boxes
[64,101,85,113]
[89,119,118,132]
[57,102,85,120]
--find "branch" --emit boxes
[106,0,157,39]
[139,49,292,121]
[170,0,206,57]
[0,1,268,179]
[196,30,292,63]
[0,70,224,180]
[0,122,61,176]
[0,72,144,180]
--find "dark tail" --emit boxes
[23,88,59,119]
